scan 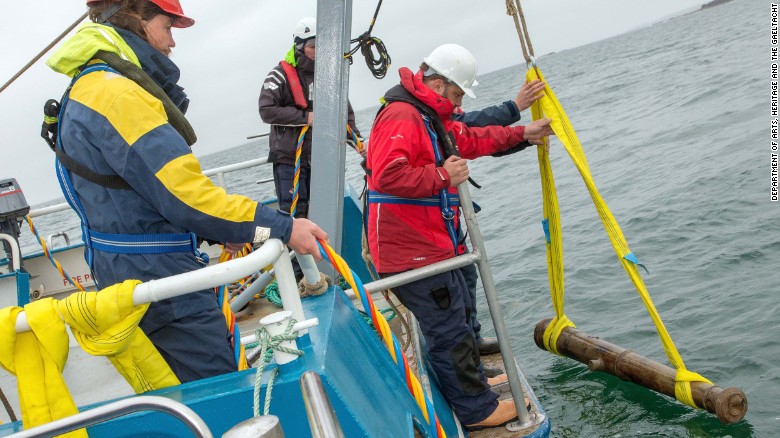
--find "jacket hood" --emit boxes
[47,23,140,77]
[396,67,454,121]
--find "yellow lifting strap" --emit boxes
[59,280,181,393]
[0,301,85,437]
[0,280,180,434]
[527,65,712,407]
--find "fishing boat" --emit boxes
[0,2,551,437]
[0,0,753,436]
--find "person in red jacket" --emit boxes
[365,44,552,429]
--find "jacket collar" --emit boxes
[47,22,189,114]
[397,67,454,121]
[111,26,189,113]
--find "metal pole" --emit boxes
[457,182,532,426]
[0,12,88,94]
[300,372,345,438]
[309,0,353,277]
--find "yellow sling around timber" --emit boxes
[0,300,85,437]
[527,65,712,408]
[58,279,180,393]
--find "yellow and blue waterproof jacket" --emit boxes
[46,24,293,334]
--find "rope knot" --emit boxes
[252,318,304,417]
[298,272,333,297]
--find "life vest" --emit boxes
[280,61,308,110]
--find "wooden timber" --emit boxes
[534,317,747,424]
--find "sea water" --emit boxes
[11,0,772,436]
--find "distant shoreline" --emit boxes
[700,0,737,10]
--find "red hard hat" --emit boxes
[86,0,195,28]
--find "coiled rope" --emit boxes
[505,0,713,409]
[344,0,391,79]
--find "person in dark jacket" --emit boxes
[48,0,328,384]
[366,43,552,429]
[451,79,546,362]
[259,17,363,219]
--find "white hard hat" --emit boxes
[294,17,316,43]
[423,44,479,98]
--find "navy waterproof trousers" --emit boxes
[145,301,238,383]
[390,269,498,425]
[273,163,310,218]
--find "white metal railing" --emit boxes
[0,233,21,272]
[7,396,212,438]
[13,239,309,335]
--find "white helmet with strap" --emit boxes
[294,17,316,44]
[423,44,479,98]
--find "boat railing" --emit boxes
[6,396,213,438]
[299,371,345,438]
[341,252,480,300]
[0,233,21,272]
[13,239,310,336]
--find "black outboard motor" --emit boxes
[0,178,30,272]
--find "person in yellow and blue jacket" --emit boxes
[46,0,327,382]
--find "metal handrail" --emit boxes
[300,372,345,438]
[7,396,212,438]
[342,252,480,300]
[13,239,303,333]
[458,179,536,427]
[0,233,21,272]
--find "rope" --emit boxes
[264,280,284,308]
[317,240,445,438]
[290,126,309,216]
[359,226,412,352]
[252,319,303,416]
[0,386,16,423]
[24,215,86,292]
[298,272,332,297]
[344,0,391,79]
[505,2,713,409]
[347,124,365,153]
[0,12,88,94]
[505,0,534,65]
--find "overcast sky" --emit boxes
[0,0,705,205]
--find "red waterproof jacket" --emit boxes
[366,68,529,273]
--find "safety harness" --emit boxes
[366,91,477,254]
[47,63,205,287]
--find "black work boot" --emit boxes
[478,337,500,356]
